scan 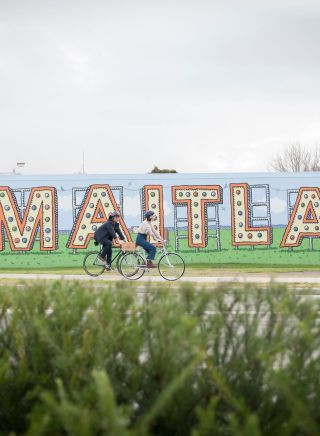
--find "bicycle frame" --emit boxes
[110,249,123,265]
[119,241,185,281]
[136,242,174,268]
[97,244,123,266]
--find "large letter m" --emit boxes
[0,186,58,251]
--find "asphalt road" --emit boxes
[1,272,320,284]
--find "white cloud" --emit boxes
[58,192,169,220]
[270,197,287,214]
[164,201,171,216]
[58,194,73,211]
[123,195,171,219]
[123,195,141,218]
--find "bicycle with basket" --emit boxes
[83,241,185,281]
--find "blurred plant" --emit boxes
[0,281,319,435]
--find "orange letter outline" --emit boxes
[0,186,58,251]
[141,185,164,246]
[281,187,320,247]
[230,183,271,246]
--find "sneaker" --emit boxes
[146,260,155,269]
[98,255,105,264]
[105,264,113,271]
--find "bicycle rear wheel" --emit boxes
[158,253,185,281]
[119,252,146,280]
[83,251,105,277]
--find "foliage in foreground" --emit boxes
[0,281,320,435]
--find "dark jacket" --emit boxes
[94,218,125,243]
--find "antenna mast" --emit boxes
[81,150,85,174]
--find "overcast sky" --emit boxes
[1,0,320,174]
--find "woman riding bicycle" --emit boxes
[136,210,163,268]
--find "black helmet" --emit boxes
[145,210,155,220]
[109,211,120,219]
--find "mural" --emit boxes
[1,172,320,268]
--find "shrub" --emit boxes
[0,281,319,435]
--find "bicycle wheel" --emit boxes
[115,252,124,274]
[158,253,185,281]
[119,252,146,280]
[83,251,105,277]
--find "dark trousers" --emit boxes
[100,237,113,264]
[136,233,156,260]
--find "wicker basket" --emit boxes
[121,242,137,251]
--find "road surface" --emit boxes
[1,272,320,284]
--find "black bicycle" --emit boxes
[83,242,141,277]
[83,245,124,277]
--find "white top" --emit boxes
[137,220,162,241]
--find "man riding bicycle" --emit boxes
[94,211,125,270]
[136,210,164,268]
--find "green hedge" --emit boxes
[0,281,320,435]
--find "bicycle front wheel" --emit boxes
[116,252,123,274]
[119,252,146,280]
[158,253,185,281]
[83,251,105,277]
